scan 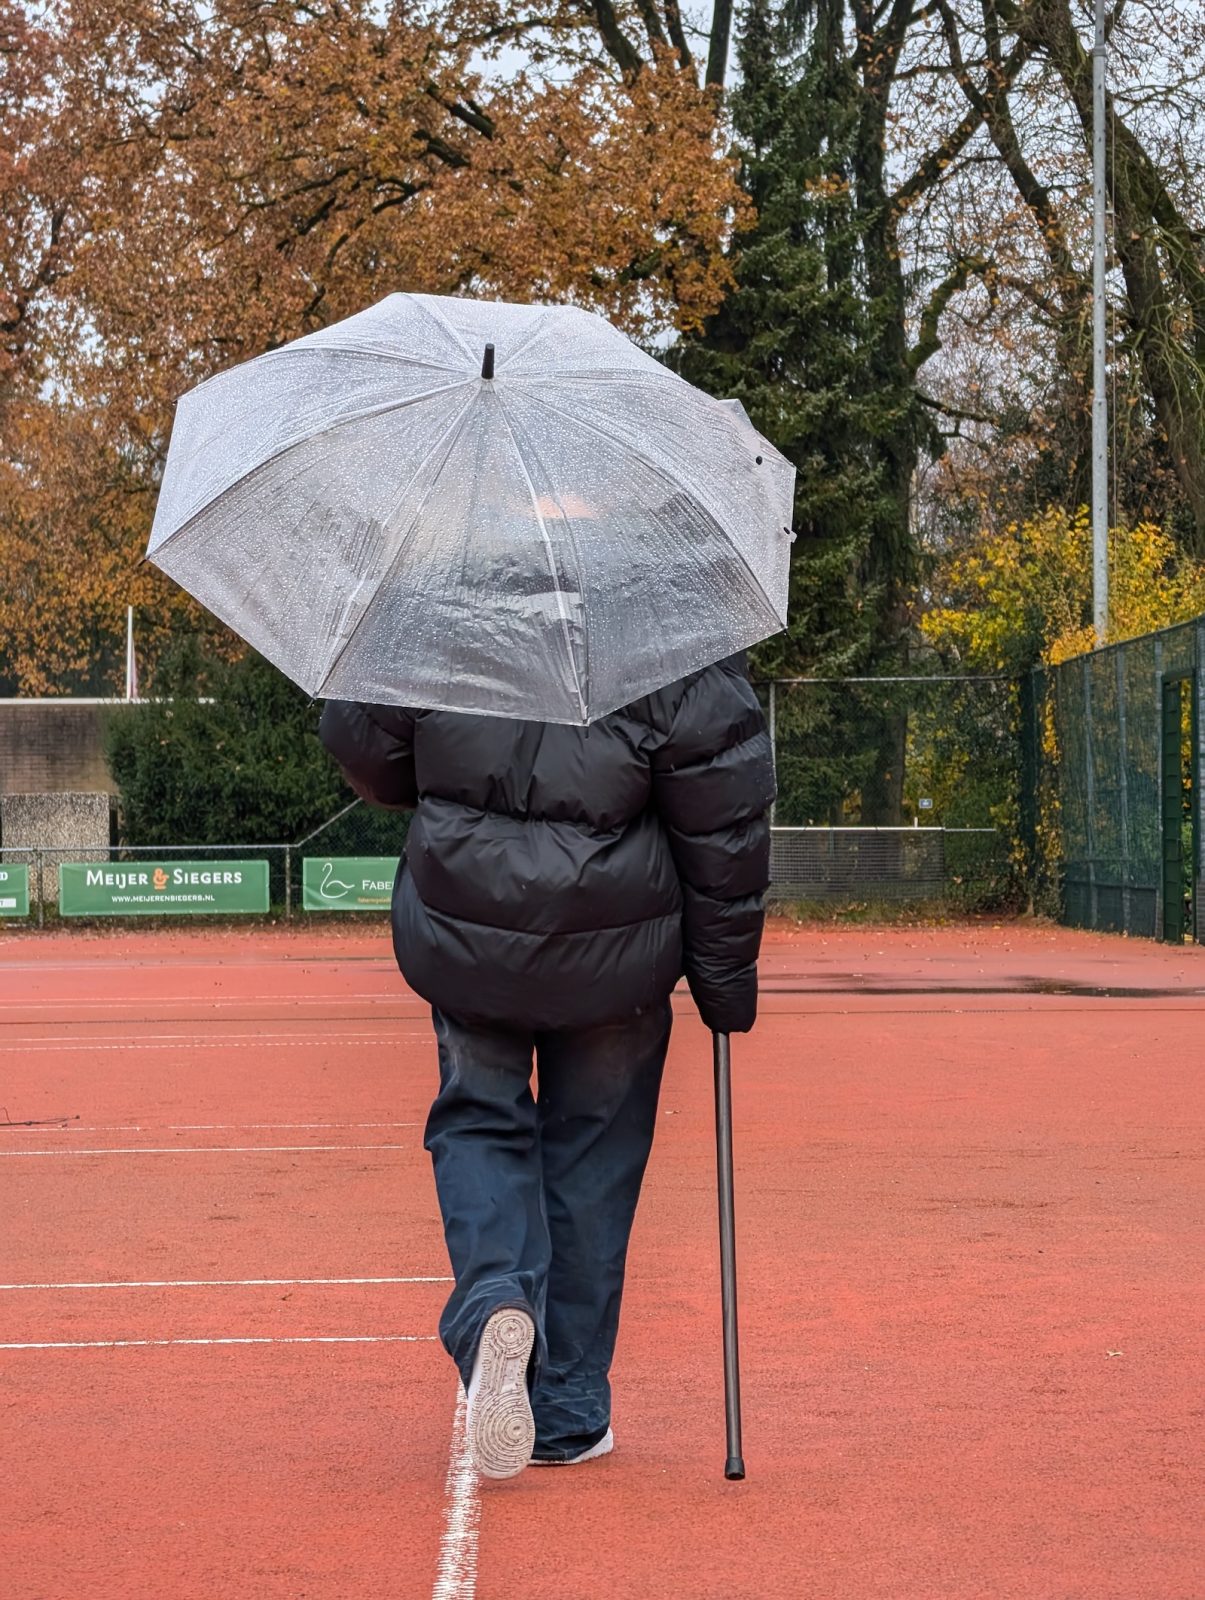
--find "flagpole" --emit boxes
[125,605,136,700]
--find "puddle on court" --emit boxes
[762,973,1205,998]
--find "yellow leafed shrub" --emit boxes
[923,507,1205,672]
[924,508,1205,909]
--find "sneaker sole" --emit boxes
[467,1309,536,1481]
[530,1428,614,1466]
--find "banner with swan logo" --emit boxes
[302,857,398,911]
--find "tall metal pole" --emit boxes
[1092,0,1109,646]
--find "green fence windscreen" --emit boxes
[1035,618,1205,942]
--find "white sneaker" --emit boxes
[465,1308,536,1481]
[530,1428,614,1466]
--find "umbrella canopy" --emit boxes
[148,294,795,724]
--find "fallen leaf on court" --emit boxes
[1106,1350,1124,1357]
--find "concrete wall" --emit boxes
[0,792,111,902]
[0,701,118,796]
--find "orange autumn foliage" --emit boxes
[1,1,745,692]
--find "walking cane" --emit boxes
[712,1032,746,1480]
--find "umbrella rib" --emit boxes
[230,344,462,377]
[510,366,682,386]
[150,377,476,561]
[404,294,479,363]
[521,372,793,466]
[493,397,588,723]
[315,390,482,697]
[490,309,556,374]
[519,388,782,627]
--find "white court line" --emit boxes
[1,1123,420,1134]
[0,994,403,1009]
[0,1276,452,1290]
[171,1121,420,1131]
[1,1334,438,1350]
[3,1125,147,1133]
[0,1031,419,1041]
[0,1032,422,1053]
[0,1041,418,1055]
[0,1143,411,1156]
[0,959,396,973]
[0,1043,419,1056]
[433,1388,480,1600]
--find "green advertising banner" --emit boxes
[59,861,270,916]
[303,857,398,911]
[0,863,30,917]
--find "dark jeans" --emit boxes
[425,1001,672,1460]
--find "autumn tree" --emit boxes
[0,0,746,692]
[6,0,1205,715]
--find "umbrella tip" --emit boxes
[481,343,495,380]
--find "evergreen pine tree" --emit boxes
[670,0,925,821]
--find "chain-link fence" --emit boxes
[767,827,1006,904]
[1032,617,1205,942]
[762,676,1017,906]
[0,676,1022,922]
[10,642,1205,935]
[763,676,1017,829]
[287,801,409,915]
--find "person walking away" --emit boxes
[319,653,774,1480]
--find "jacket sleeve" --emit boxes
[318,701,418,812]
[649,659,776,1034]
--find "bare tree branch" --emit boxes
[664,0,693,64]
[892,104,985,212]
[634,0,668,50]
[918,390,1000,427]
[909,253,995,374]
[706,0,733,87]
[425,81,496,139]
[588,0,644,76]
[933,0,1082,305]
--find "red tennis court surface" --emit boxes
[2,920,1201,1599]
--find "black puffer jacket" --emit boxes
[319,656,775,1034]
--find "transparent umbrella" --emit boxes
[148,294,795,724]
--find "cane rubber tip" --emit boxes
[724,1457,746,1481]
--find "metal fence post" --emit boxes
[1018,672,1038,904]
[1116,650,1131,933]
[1197,624,1205,943]
[285,846,293,922]
[1083,657,1098,929]
[1154,636,1164,935]
[37,848,45,929]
